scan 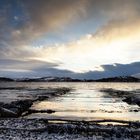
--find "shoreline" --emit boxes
[0,87,71,118]
[0,118,140,140]
[0,84,139,139]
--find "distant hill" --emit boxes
[17,76,140,82]
[0,76,139,82]
[95,76,140,82]
[16,77,83,82]
[0,77,14,82]
[133,73,140,79]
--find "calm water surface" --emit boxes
[0,82,140,121]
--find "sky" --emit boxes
[0,0,140,79]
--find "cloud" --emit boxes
[0,58,59,74]
[0,0,88,47]
[79,62,140,79]
[1,0,140,47]
[0,58,75,78]
[30,0,140,72]
[0,0,140,76]
[0,0,89,64]
[32,17,140,72]
[0,61,139,79]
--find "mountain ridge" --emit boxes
[0,76,139,82]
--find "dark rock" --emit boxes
[46,109,55,114]
[0,102,4,106]
[129,109,139,112]
[123,97,134,105]
[0,107,17,117]
[0,77,14,82]
[116,132,122,138]
[37,95,49,101]
[100,88,133,98]
[12,100,33,115]
[133,110,139,112]
[123,96,140,106]
[25,109,56,116]
[1,100,33,117]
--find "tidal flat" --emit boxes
[0,82,140,139]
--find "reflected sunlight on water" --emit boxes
[0,82,139,121]
[25,82,140,121]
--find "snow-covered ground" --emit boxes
[0,119,140,140]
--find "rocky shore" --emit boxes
[100,88,140,107]
[0,87,71,118]
[0,85,140,139]
[0,118,140,140]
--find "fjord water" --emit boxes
[28,82,140,121]
[1,82,140,121]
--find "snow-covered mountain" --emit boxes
[16,77,82,82]
[0,76,140,82]
[132,73,140,79]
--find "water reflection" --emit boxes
[0,82,139,121]
[28,82,140,121]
